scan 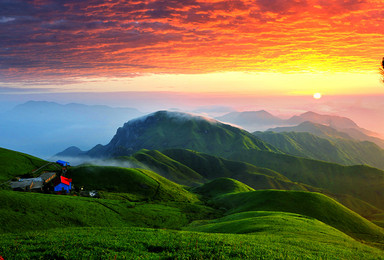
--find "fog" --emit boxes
[1,93,383,159]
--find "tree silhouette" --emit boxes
[380,57,384,83]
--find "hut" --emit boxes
[56,160,70,167]
[54,176,72,193]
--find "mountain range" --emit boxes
[0,101,142,157]
[217,110,384,148]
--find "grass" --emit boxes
[213,190,384,242]
[254,130,384,170]
[1,226,383,259]
[0,147,50,183]
[192,177,254,198]
[229,149,384,211]
[129,149,206,186]
[0,190,215,233]
[67,166,199,202]
[163,148,317,192]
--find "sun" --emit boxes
[313,93,322,99]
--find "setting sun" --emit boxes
[313,93,322,99]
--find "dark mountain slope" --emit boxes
[229,149,384,211]
[254,130,384,170]
[162,149,316,192]
[71,111,279,158]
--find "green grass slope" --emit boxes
[67,166,198,203]
[192,178,254,198]
[0,191,194,233]
[0,147,49,183]
[1,225,383,259]
[128,149,206,186]
[163,149,318,192]
[213,190,384,242]
[82,111,279,158]
[186,211,354,239]
[254,130,384,170]
[229,149,384,211]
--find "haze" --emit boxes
[0,0,383,157]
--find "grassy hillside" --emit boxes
[186,211,354,238]
[213,190,384,241]
[192,178,254,198]
[67,166,199,203]
[81,111,279,158]
[1,225,383,259]
[254,130,384,170]
[229,149,384,211]
[163,149,319,192]
[0,190,216,234]
[128,149,206,186]
[0,147,50,183]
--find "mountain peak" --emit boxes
[58,110,279,158]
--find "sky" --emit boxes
[1,0,384,133]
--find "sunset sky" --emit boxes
[1,0,384,132]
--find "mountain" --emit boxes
[215,110,384,148]
[229,149,384,211]
[286,112,384,147]
[60,111,279,158]
[0,101,143,157]
[162,149,315,192]
[287,111,358,129]
[269,121,384,149]
[253,130,384,170]
[216,110,284,131]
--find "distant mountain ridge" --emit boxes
[269,121,384,149]
[254,129,384,170]
[217,110,384,148]
[216,110,284,130]
[58,111,279,158]
[0,101,143,157]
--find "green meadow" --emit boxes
[1,144,384,259]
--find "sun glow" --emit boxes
[313,93,322,99]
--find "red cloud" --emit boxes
[0,0,382,83]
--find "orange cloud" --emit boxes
[0,0,383,84]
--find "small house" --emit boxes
[10,177,44,191]
[54,176,72,193]
[56,160,70,167]
[39,172,57,183]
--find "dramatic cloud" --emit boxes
[0,0,383,83]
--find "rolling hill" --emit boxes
[212,190,384,241]
[254,130,384,170]
[229,149,384,211]
[162,149,315,192]
[0,147,50,183]
[67,166,199,203]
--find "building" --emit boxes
[54,176,72,193]
[56,160,70,167]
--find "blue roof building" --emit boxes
[56,160,70,167]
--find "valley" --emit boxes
[1,110,384,258]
